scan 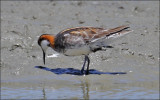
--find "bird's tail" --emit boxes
[100,25,132,38]
[104,25,133,43]
[90,25,133,49]
[91,25,133,42]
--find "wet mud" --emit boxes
[1,1,159,99]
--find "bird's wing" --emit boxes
[58,26,132,46]
[59,27,104,43]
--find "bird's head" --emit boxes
[38,34,55,64]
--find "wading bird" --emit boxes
[38,25,132,75]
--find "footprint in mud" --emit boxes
[35,66,127,76]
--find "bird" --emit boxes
[38,25,133,75]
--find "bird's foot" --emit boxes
[81,70,89,75]
[81,70,85,75]
[85,70,89,75]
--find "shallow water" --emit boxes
[1,86,159,99]
[1,72,159,99]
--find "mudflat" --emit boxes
[1,1,159,99]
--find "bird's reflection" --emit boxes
[80,80,90,99]
[35,66,127,75]
[42,87,46,100]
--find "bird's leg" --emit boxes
[81,55,87,74]
[86,56,90,75]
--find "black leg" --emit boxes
[86,56,90,75]
[81,56,87,74]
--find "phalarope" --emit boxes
[38,25,132,75]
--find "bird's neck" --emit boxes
[48,35,55,48]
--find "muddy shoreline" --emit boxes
[1,1,159,99]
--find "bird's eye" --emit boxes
[47,44,50,46]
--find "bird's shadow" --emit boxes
[35,66,127,76]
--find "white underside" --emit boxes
[64,46,91,56]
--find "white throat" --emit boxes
[41,40,50,52]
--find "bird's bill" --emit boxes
[42,50,45,65]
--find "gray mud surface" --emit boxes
[1,1,159,99]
